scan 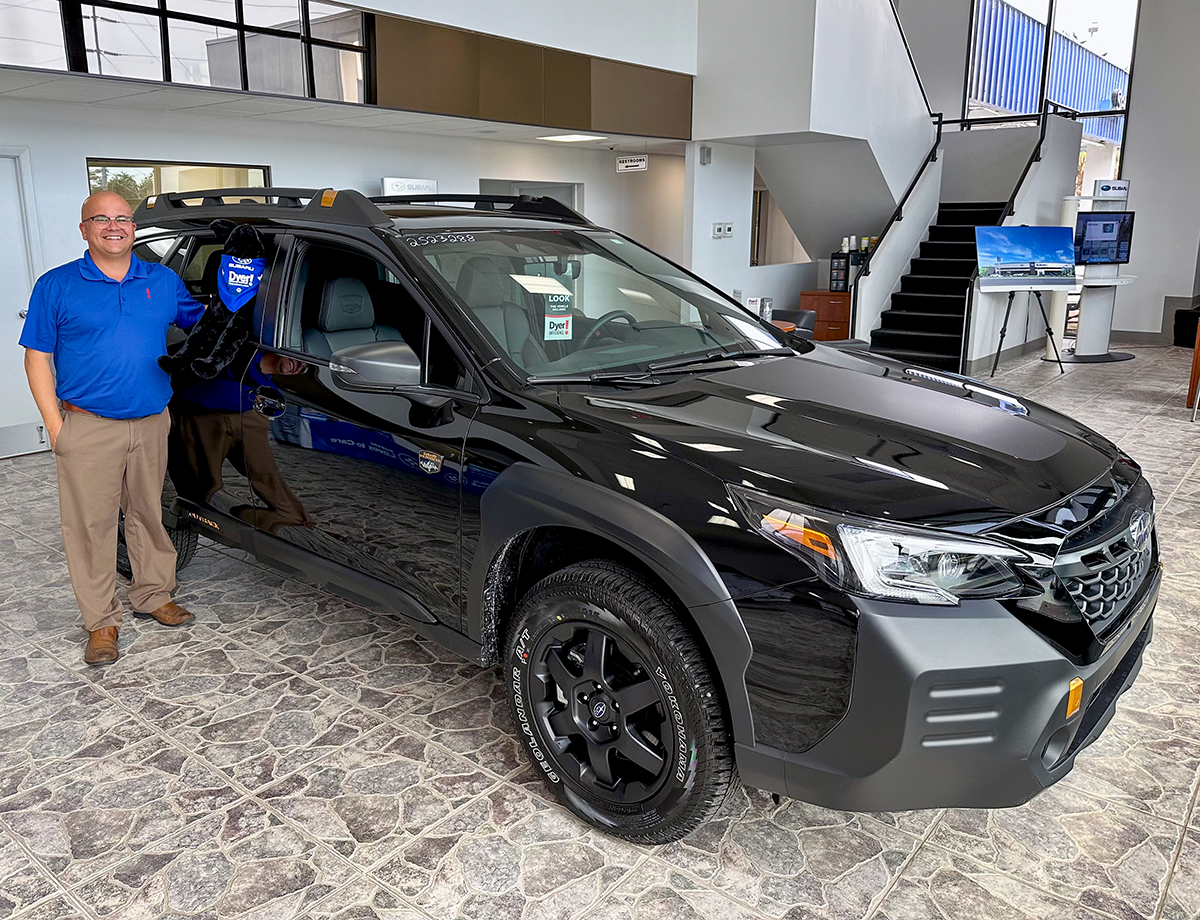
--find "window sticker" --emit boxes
[543,292,572,340]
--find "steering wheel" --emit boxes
[578,310,639,350]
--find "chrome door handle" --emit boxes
[18,310,27,319]
[252,388,286,419]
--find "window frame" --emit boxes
[57,0,372,101]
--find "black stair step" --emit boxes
[870,329,962,352]
[920,240,977,260]
[929,224,977,243]
[879,310,965,333]
[940,201,1007,211]
[889,291,968,313]
[910,257,978,277]
[937,206,1007,225]
[901,274,973,295]
[869,348,961,373]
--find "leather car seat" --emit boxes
[302,277,403,359]
[455,257,548,369]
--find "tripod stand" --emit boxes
[990,289,1065,378]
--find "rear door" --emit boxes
[243,232,479,631]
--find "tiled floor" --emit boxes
[0,343,1196,920]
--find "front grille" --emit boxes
[1060,537,1153,621]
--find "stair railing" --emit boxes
[849,112,943,337]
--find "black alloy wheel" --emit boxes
[506,559,733,843]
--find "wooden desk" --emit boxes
[1187,320,1199,418]
[799,290,851,340]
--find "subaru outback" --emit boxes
[126,187,1160,843]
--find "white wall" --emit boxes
[895,0,971,120]
[854,156,942,340]
[808,0,935,201]
[354,0,698,74]
[938,125,1041,203]
[683,141,755,298]
[1113,0,1200,334]
[1,96,688,275]
[967,115,1083,363]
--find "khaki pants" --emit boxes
[54,408,176,632]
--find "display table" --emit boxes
[1059,274,1138,364]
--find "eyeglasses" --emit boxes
[82,215,135,225]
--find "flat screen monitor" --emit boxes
[1074,211,1134,264]
[975,225,1077,290]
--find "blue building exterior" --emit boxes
[969,0,1128,143]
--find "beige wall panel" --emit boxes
[375,17,481,117]
[479,37,543,124]
[542,49,592,131]
[590,59,691,138]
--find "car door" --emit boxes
[243,233,479,631]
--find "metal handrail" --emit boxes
[958,269,979,374]
[849,113,943,333]
[887,0,933,117]
[1002,104,1053,217]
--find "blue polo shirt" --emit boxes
[20,251,205,419]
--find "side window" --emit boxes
[181,242,225,295]
[285,241,468,390]
[132,236,176,265]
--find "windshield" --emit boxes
[396,228,786,377]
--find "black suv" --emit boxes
[128,187,1160,843]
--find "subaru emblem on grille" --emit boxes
[1128,510,1152,553]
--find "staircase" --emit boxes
[869,201,1007,373]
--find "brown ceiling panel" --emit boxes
[542,49,592,132]
[479,36,543,124]
[591,59,691,139]
[375,17,480,118]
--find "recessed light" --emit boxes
[537,133,608,143]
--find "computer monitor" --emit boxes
[1074,211,1135,265]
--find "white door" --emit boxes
[511,182,579,210]
[0,153,46,458]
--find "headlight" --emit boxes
[729,486,1032,605]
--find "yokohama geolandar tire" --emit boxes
[505,560,734,843]
[116,510,198,581]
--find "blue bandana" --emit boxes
[216,255,265,312]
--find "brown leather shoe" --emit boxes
[84,626,119,665]
[133,600,195,627]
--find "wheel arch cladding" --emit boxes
[470,462,756,746]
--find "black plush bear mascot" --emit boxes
[159,220,266,380]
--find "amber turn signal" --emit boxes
[1066,677,1084,719]
[762,514,838,561]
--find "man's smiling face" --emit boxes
[79,191,136,260]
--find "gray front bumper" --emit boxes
[736,564,1160,811]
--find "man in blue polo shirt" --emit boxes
[21,190,206,665]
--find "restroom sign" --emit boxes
[616,155,648,172]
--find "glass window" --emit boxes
[245,31,305,95]
[0,0,68,70]
[168,20,240,88]
[309,1,361,45]
[88,158,268,211]
[82,5,163,80]
[312,44,363,102]
[404,228,784,377]
[242,0,299,32]
[967,0,1051,118]
[166,0,235,20]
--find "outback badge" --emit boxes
[419,450,444,475]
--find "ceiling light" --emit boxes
[537,133,608,143]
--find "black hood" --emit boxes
[555,346,1118,529]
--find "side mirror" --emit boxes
[329,340,421,388]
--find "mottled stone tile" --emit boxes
[656,784,922,920]
[1061,714,1200,826]
[375,784,643,920]
[876,844,1119,920]
[71,634,295,733]
[168,675,383,791]
[259,726,495,866]
[394,669,524,780]
[0,738,240,886]
[302,877,431,919]
[71,799,356,918]
[586,858,766,920]
[6,896,89,920]
[225,596,391,674]
[1160,828,1200,920]
[0,719,152,804]
[0,834,61,919]
[0,644,86,713]
[930,783,1184,920]
[304,630,480,721]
